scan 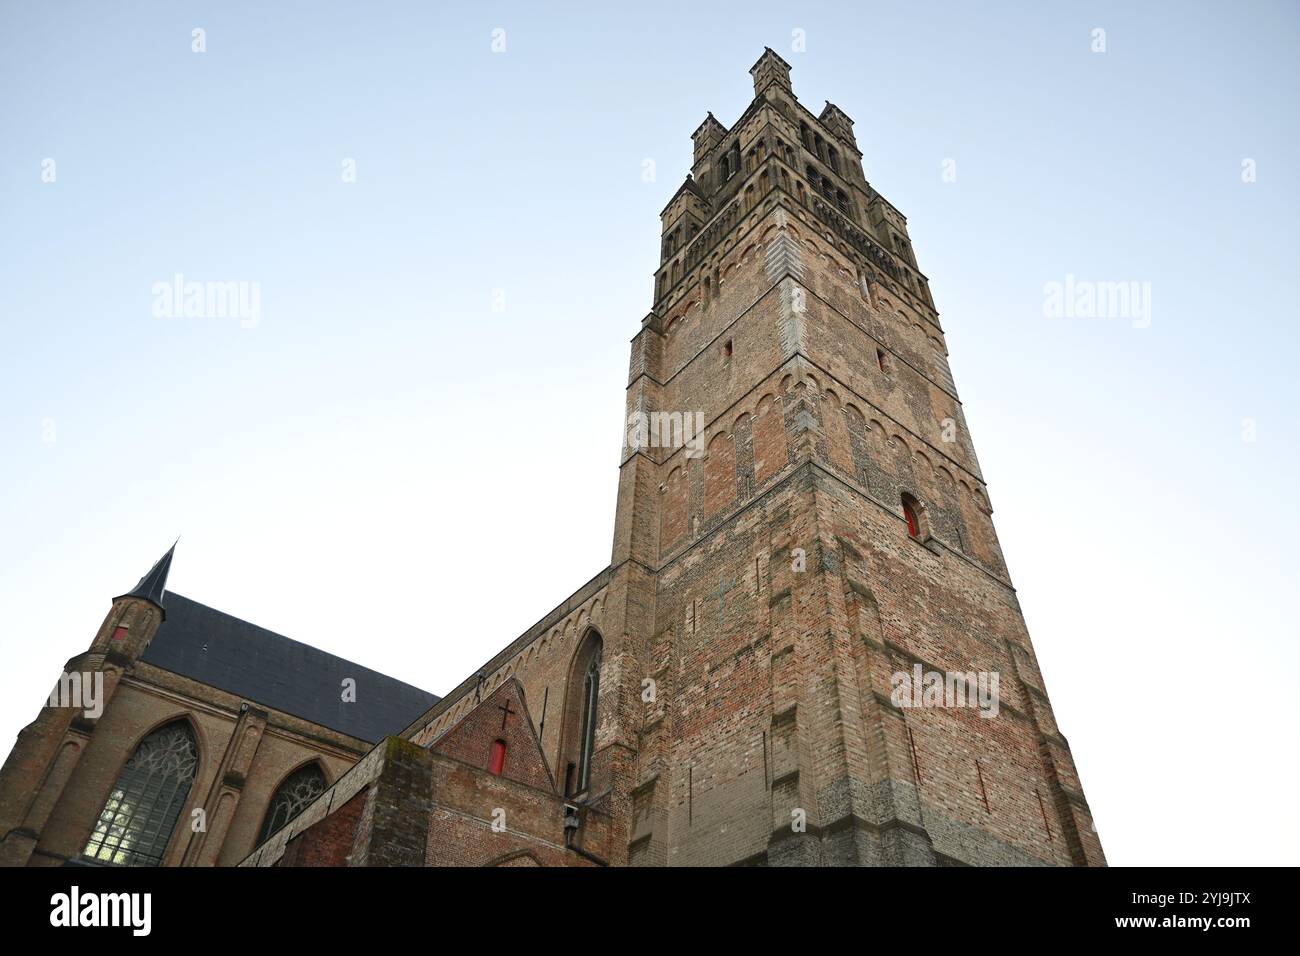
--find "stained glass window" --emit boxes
[257,763,327,845]
[83,719,198,867]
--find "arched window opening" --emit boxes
[83,719,198,866]
[560,630,603,798]
[577,653,600,792]
[257,762,327,846]
[489,739,507,776]
[902,494,924,539]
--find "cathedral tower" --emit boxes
[605,49,1104,865]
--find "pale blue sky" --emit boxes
[2,1,1297,865]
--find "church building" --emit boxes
[0,51,1104,867]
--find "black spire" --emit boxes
[114,540,177,618]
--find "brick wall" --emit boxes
[278,789,368,867]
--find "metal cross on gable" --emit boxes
[498,699,516,731]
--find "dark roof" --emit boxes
[141,593,439,743]
[114,542,177,618]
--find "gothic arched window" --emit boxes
[83,719,198,867]
[561,630,603,797]
[577,652,601,791]
[258,762,327,845]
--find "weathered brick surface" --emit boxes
[423,754,604,867]
[278,789,368,867]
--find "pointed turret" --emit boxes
[114,540,177,618]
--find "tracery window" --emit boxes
[257,763,327,845]
[83,719,198,867]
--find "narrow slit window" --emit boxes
[489,739,507,776]
[902,494,922,538]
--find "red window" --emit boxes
[877,349,887,373]
[489,739,507,776]
[903,497,921,537]
[111,626,128,642]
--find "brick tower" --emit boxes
[599,49,1105,866]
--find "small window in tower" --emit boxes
[489,739,507,776]
[902,494,923,539]
[877,348,888,373]
[111,625,128,642]
[723,339,733,359]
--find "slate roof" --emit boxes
[140,592,439,743]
